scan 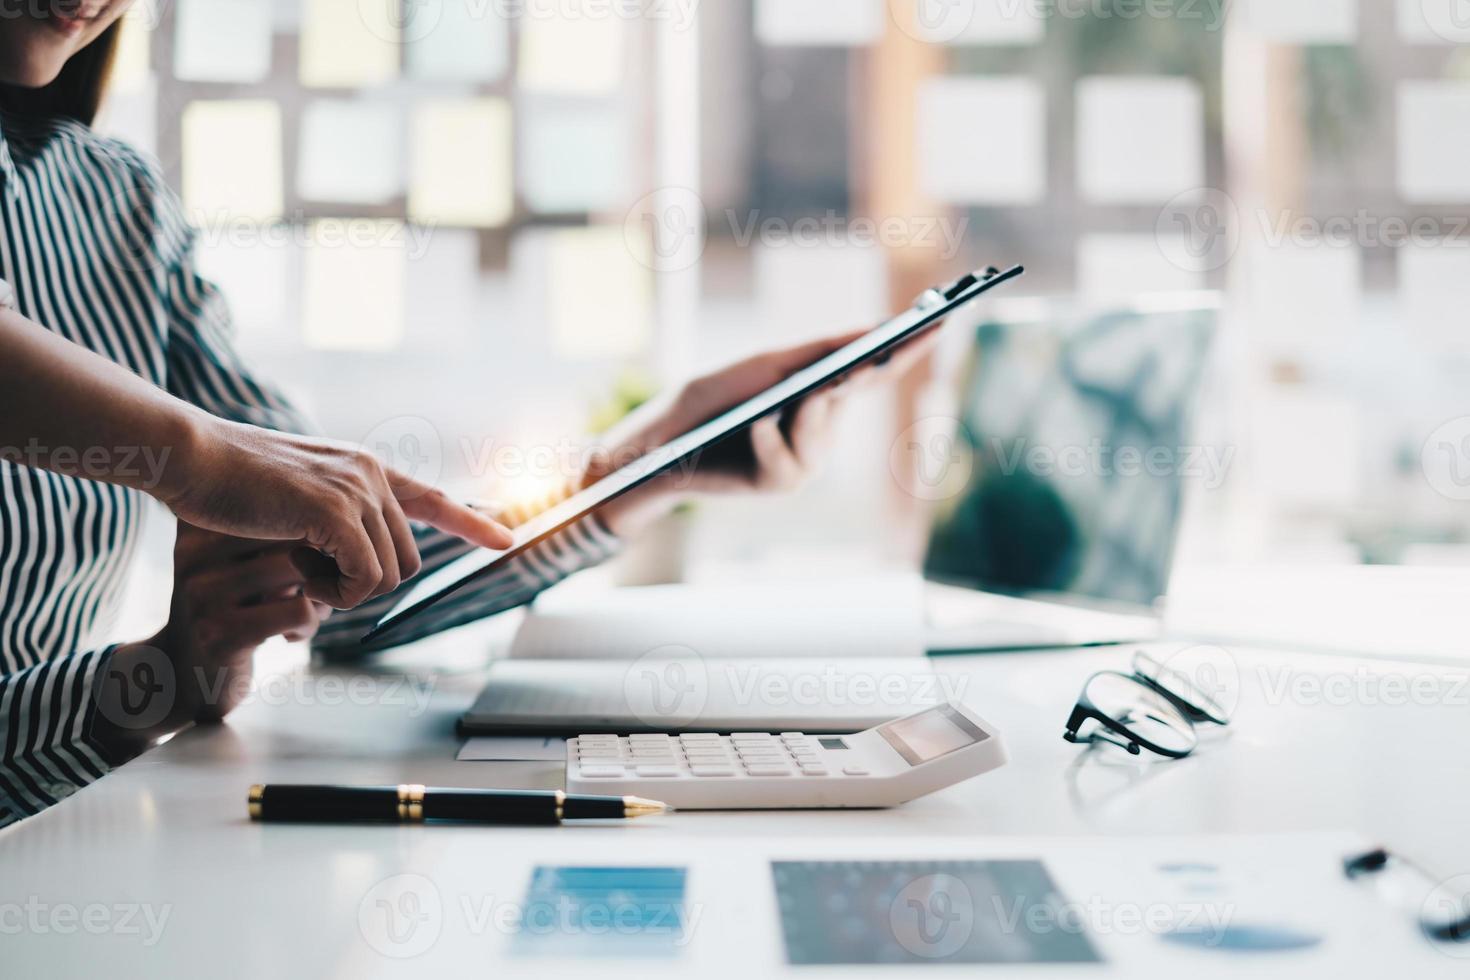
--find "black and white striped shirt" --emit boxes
[0,111,618,827]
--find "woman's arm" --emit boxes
[0,300,210,499]
[0,302,512,608]
[0,524,341,828]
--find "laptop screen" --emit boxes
[922,303,1217,611]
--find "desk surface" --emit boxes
[4,641,1467,978]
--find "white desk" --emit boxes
[3,639,1468,978]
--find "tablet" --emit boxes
[364,264,1024,643]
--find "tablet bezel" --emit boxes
[365,264,1024,643]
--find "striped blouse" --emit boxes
[0,112,619,827]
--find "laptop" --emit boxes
[919,294,1220,652]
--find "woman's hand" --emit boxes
[0,301,512,609]
[159,418,514,609]
[595,327,940,537]
[91,525,334,758]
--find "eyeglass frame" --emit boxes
[1063,652,1232,759]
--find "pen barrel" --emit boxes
[423,790,562,825]
[249,786,639,824]
[560,795,632,820]
[249,784,405,823]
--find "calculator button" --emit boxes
[842,766,870,776]
[579,766,626,778]
[679,733,721,741]
[744,766,793,777]
[628,735,669,743]
[798,767,828,776]
[683,747,729,757]
[689,766,736,777]
[779,732,804,738]
[635,766,680,777]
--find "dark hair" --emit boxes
[0,22,121,126]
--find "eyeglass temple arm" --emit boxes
[1064,706,1143,755]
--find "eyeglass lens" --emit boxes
[1133,650,1232,726]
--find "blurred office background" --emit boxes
[96,0,1470,589]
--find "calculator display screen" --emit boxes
[878,705,988,766]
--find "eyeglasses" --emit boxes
[1344,848,1470,944]
[1063,650,1232,759]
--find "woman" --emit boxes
[0,4,901,825]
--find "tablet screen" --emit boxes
[366,264,1024,642]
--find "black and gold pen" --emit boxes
[247,784,671,825]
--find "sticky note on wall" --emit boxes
[1400,244,1470,352]
[1237,0,1356,43]
[1076,76,1203,205]
[518,12,625,95]
[406,0,509,81]
[408,98,514,228]
[298,100,403,205]
[1401,0,1470,42]
[519,101,632,214]
[182,100,283,223]
[300,0,398,87]
[1397,81,1470,203]
[302,220,407,351]
[175,0,272,82]
[908,0,1046,45]
[755,0,884,45]
[919,77,1046,205]
[546,227,653,359]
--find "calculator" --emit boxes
[564,702,1007,809]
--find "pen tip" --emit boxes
[623,796,674,818]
